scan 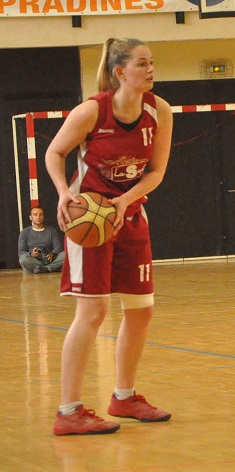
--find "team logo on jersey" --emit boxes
[111,163,146,181]
[99,155,147,182]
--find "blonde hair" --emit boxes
[96,38,146,93]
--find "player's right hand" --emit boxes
[57,190,80,232]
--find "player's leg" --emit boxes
[115,303,153,390]
[61,295,108,403]
[111,209,154,389]
[108,209,171,422]
[53,240,120,435]
[54,295,120,435]
[108,298,171,422]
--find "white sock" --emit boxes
[114,387,135,400]
[59,401,83,416]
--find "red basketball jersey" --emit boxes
[70,89,158,216]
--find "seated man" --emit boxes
[18,206,64,274]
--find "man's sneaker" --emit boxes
[34,265,49,274]
[107,393,171,422]
[53,405,120,435]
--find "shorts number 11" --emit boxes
[138,264,150,282]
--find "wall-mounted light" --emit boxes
[200,59,233,78]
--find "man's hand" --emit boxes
[46,253,54,263]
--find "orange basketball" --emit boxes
[64,192,116,247]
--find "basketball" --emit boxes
[64,192,116,247]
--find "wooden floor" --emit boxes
[0,261,235,472]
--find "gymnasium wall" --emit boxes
[80,39,235,100]
[1,10,235,100]
[0,11,235,48]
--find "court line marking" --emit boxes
[1,316,234,359]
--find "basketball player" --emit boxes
[45,38,173,435]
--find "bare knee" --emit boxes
[75,296,109,330]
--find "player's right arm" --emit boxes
[45,100,98,231]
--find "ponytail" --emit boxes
[96,38,116,92]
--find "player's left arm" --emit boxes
[126,95,173,202]
[148,95,173,182]
[110,96,173,233]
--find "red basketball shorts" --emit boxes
[60,206,154,297]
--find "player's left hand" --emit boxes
[108,196,128,236]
